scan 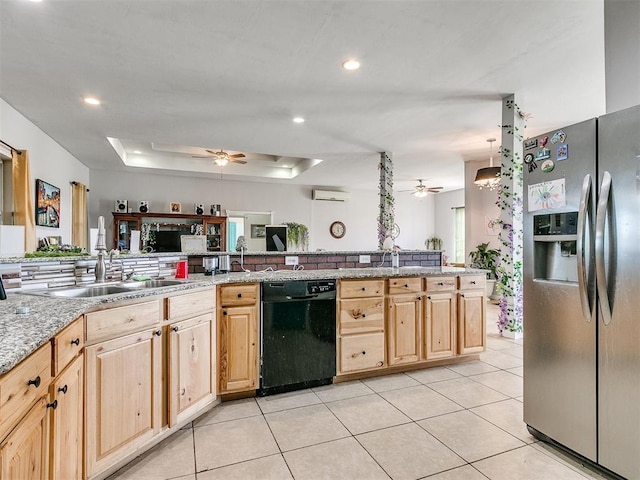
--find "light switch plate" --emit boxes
[285,256,299,266]
[359,255,371,264]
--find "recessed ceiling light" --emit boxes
[133,150,142,154]
[342,59,360,71]
[293,117,305,124]
[83,96,101,106]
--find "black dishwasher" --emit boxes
[259,280,336,396]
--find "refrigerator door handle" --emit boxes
[577,173,593,322]
[596,171,613,326]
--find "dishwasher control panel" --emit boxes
[308,281,336,295]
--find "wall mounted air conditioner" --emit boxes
[312,189,351,202]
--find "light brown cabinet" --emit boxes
[0,396,50,480]
[85,328,163,478]
[424,292,456,360]
[387,293,422,365]
[50,354,83,480]
[168,313,215,426]
[457,275,486,354]
[337,280,386,374]
[218,284,259,394]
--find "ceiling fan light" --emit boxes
[474,166,501,190]
[214,158,229,167]
[413,190,428,198]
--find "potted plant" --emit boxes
[284,222,309,251]
[469,242,501,301]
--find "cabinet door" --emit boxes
[387,294,422,365]
[424,292,456,359]
[219,305,258,393]
[85,329,162,478]
[0,397,49,480]
[168,314,215,426]
[50,355,83,480]
[458,290,486,354]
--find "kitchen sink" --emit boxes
[28,285,137,298]
[118,279,185,289]
[22,279,186,298]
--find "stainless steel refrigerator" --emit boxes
[523,104,640,479]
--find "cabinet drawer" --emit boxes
[425,276,456,292]
[458,275,486,291]
[0,342,52,440]
[339,298,385,335]
[166,288,215,321]
[339,332,385,373]
[53,316,84,376]
[85,300,161,344]
[388,277,422,295]
[339,279,385,299]
[219,283,259,306]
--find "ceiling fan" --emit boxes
[400,180,443,198]
[192,149,247,167]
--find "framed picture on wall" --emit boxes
[251,224,266,238]
[35,179,61,228]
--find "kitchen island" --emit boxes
[0,264,487,480]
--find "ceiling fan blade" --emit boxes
[230,159,247,164]
[229,153,246,159]
[205,149,219,155]
[192,155,211,158]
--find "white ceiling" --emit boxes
[0,0,606,192]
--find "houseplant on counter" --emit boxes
[285,222,309,251]
[469,242,501,302]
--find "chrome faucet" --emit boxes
[95,249,115,283]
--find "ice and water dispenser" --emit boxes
[532,212,579,282]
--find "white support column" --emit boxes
[377,152,394,249]
[497,95,525,335]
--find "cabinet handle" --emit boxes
[154,330,162,336]
[350,350,366,359]
[223,310,227,316]
[27,376,41,388]
[172,326,179,332]
[237,293,242,298]
[362,313,366,318]
[71,338,80,346]
[361,287,366,291]
[58,385,68,395]
[47,400,58,410]
[404,283,409,288]
[376,361,384,367]
[461,293,465,298]
[470,281,476,285]
[437,282,444,286]
[427,296,431,300]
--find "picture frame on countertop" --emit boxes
[180,235,207,253]
[35,179,61,228]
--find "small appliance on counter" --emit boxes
[217,254,230,273]
[203,257,217,276]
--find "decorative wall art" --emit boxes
[251,224,266,238]
[35,179,61,228]
[170,202,181,213]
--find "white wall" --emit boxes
[464,160,501,261]
[88,168,438,252]
[434,188,465,263]
[0,99,90,248]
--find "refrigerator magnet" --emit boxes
[524,138,538,150]
[524,153,534,164]
[551,130,567,144]
[541,159,555,173]
[540,135,549,147]
[536,148,551,161]
[556,144,569,161]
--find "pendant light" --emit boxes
[474,138,501,190]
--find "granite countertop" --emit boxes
[0,266,484,376]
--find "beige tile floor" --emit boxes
[109,304,615,480]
